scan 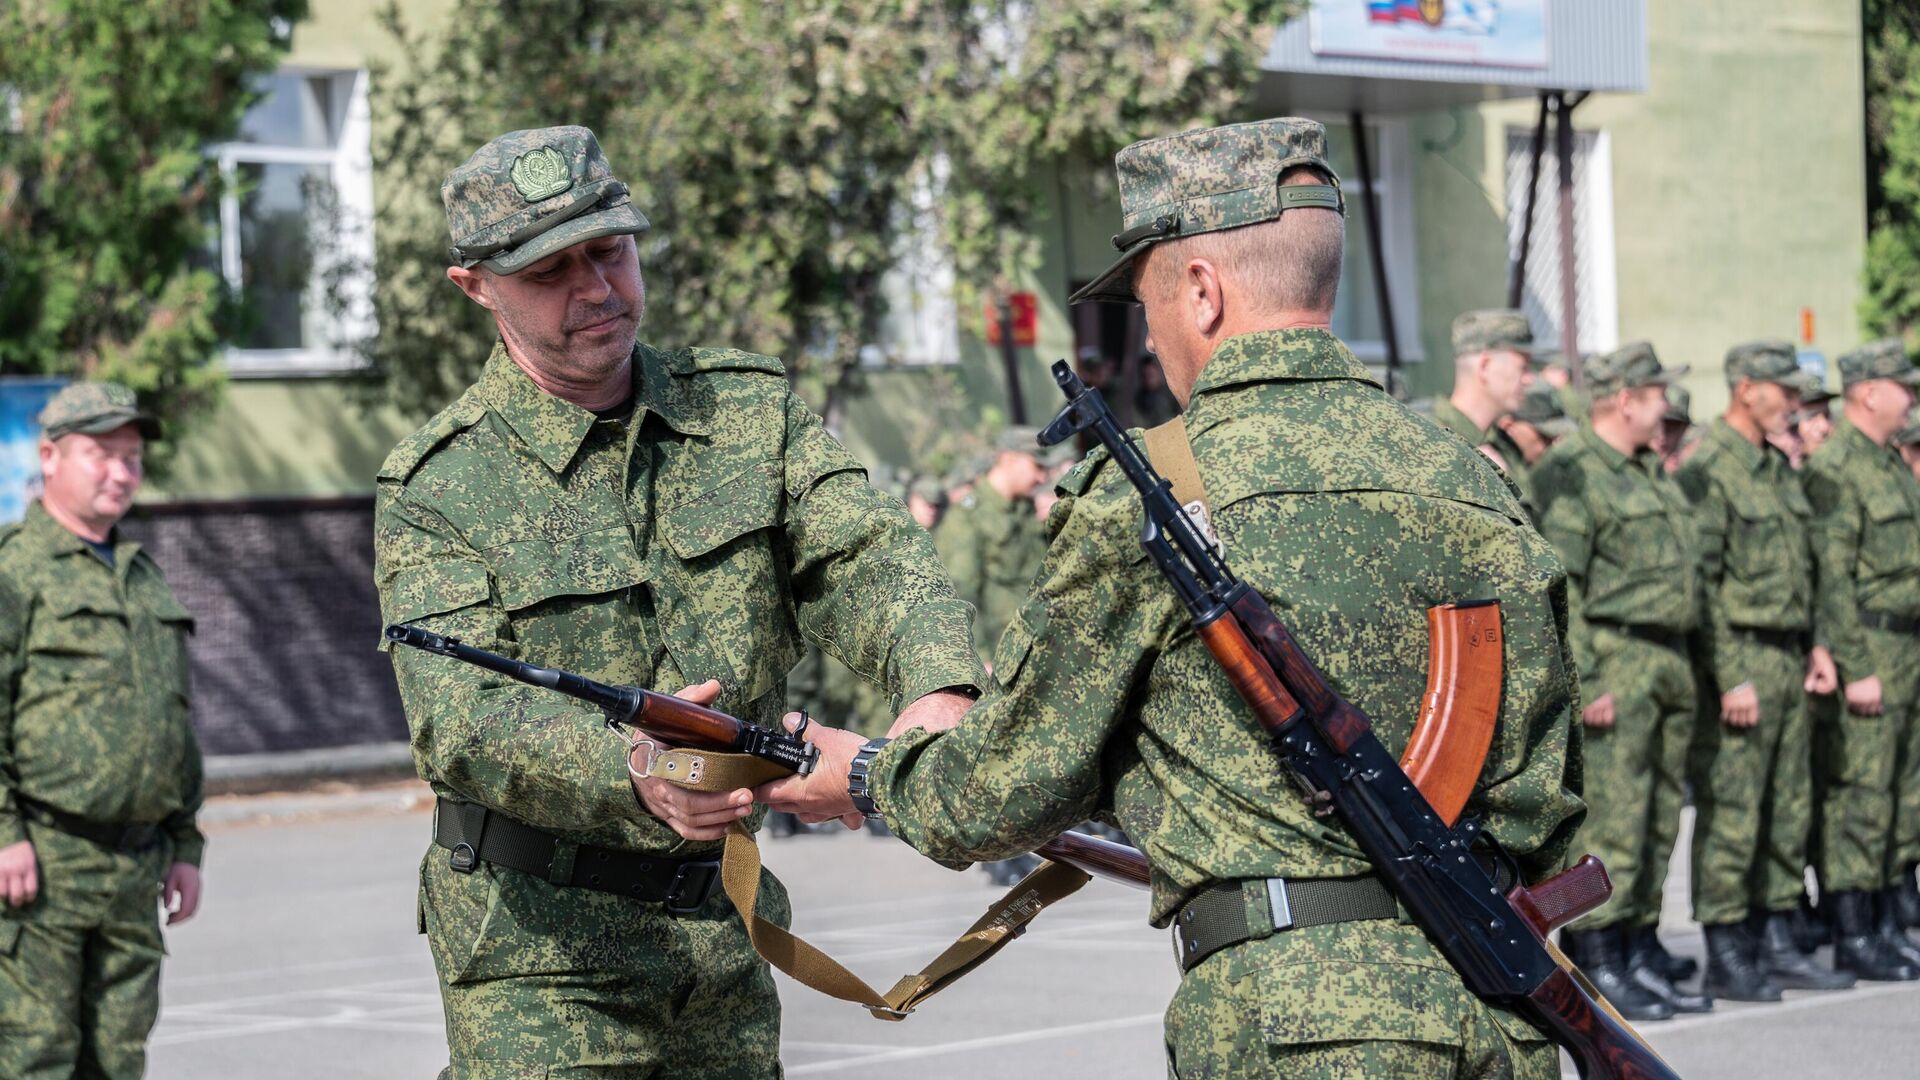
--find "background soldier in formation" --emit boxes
[0,383,206,1080]
[1485,381,1576,521]
[1676,341,1851,1000]
[1535,343,1708,1021]
[1434,308,1540,451]
[372,127,983,1076]
[1803,340,1920,981]
[765,117,1584,1079]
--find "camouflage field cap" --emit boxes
[1725,339,1819,394]
[37,381,161,441]
[1663,384,1693,425]
[1585,341,1688,396]
[1894,416,1920,448]
[995,425,1043,456]
[1068,118,1343,306]
[1452,309,1542,357]
[443,126,649,274]
[1511,383,1575,439]
[1836,338,1920,389]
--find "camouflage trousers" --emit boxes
[1571,631,1695,931]
[0,825,169,1080]
[1688,635,1812,925]
[1818,626,1920,892]
[1164,918,1554,1079]
[421,848,790,1079]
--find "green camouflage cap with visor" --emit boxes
[1584,341,1688,397]
[36,381,162,441]
[1068,118,1343,306]
[995,425,1044,456]
[1894,415,1920,449]
[1725,339,1820,395]
[444,126,649,275]
[1836,338,1920,389]
[1662,385,1693,425]
[1452,309,1543,357]
[1511,383,1575,439]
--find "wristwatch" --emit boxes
[847,737,892,819]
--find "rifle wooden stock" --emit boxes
[627,689,751,748]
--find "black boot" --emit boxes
[1756,911,1855,991]
[1790,891,1825,956]
[1832,890,1920,981]
[1874,889,1920,968]
[1565,927,1673,1022]
[1898,866,1920,930]
[1629,928,1713,1012]
[1701,923,1778,1003]
[1632,924,1699,983]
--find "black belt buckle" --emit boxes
[664,859,720,915]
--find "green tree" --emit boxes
[1862,0,1920,341]
[357,0,1294,421]
[0,0,306,458]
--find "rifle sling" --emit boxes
[1142,417,1218,547]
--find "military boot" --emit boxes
[1633,924,1699,983]
[1700,923,1777,1003]
[1897,865,1920,930]
[1789,891,1825,956]
[1831,891,1920,981]
[1873,889,1920,968]
[1565,927,1673,1022]
[1629,929,1713,1012]
[1756,911,1854,991]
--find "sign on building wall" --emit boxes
[1311,1,1549,68]
[0,378,66,523]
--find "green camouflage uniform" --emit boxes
[933,476,1049,664]
[1805,397,1920,893]
[1431,398,1490,449]
[0,498,205,1080]
[1677,409,1818,926]
[375,127,981,1078]
[1485,384,1575,523]
[1533,344,1696,932]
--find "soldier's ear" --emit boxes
[446,265,497,310]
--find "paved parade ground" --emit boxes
[150,790,1920,1079]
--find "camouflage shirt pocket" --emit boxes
[27,591,131,689]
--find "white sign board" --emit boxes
[1311,1,1549,69]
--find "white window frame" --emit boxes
[1504,125,1620,357]
[1308,113,1423,365]
[208,67,376,377]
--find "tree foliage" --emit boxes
[1862,0,1920,341]
[0,0,305,457]
[358,0,1295,415]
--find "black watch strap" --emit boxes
[847,737,892,819]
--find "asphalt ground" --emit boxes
[148,792,1920,1079]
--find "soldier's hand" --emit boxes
[1805,647,1839,695]
[0,839,37,908]
[1844,675,1884,716]
[1720,683,1760,729]
[629,679,757,840]
[753,713,865,830]
[1581,693,1616,729]
[887,688,978,738]
[163,862,201,925]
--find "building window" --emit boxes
[1504,126,1618,359]
[1316,117,1422,365]
[208,70,375,376]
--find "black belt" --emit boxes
[1588,618,1688,652]
[1172,876,1398,973]
[432,798,720,914]
[17,797,163,854]
[1729,625,1807,652]
[1859,610,1920,635]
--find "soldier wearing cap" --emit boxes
[762,117,1582,1078]
[372,126,984,1074]
[0,382,206,1079]
[1534,342,1707,1021]
[1895,417,1920,482]
[1802,339,1920,980]
[1656,386,1701,473]
[1437,309,1540,451]
[1485,382,1575,520]
[1675,340,1854,1000]
[1796,379,1838,462]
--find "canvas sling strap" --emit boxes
[626,729,1093,1020]
[1140,416,1214,540]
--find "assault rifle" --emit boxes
[1036,360,1676,1080]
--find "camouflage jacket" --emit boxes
[1533,424,1697,694]
[1675,419,1813,688]
[872,328,1585,926]
[933,481,1048,661]
[1803,418,1920,682]
[0,502,204,864]
[375,343,982,855]
[1432,398,1490,448]
[1484,425,1539,521]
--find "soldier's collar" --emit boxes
[1574,423,1636,471]
[634,343,707,437]
[1707,417,1772,471]
[24,501,133,569]
[1187,328,1379,403]
[478,343,707,475]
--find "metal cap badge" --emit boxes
[442,126,650,275]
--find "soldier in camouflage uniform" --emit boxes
[373,127,984,1077]
[1434,309,1541,451]
[1802,340,1920,980]
[763,118,1583,1079]
[1485,382,1575,522]
[0,383,206,1080]
[1534,343,1707,1021]
[933,426,1051,665]
[1675,341,1853,999]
